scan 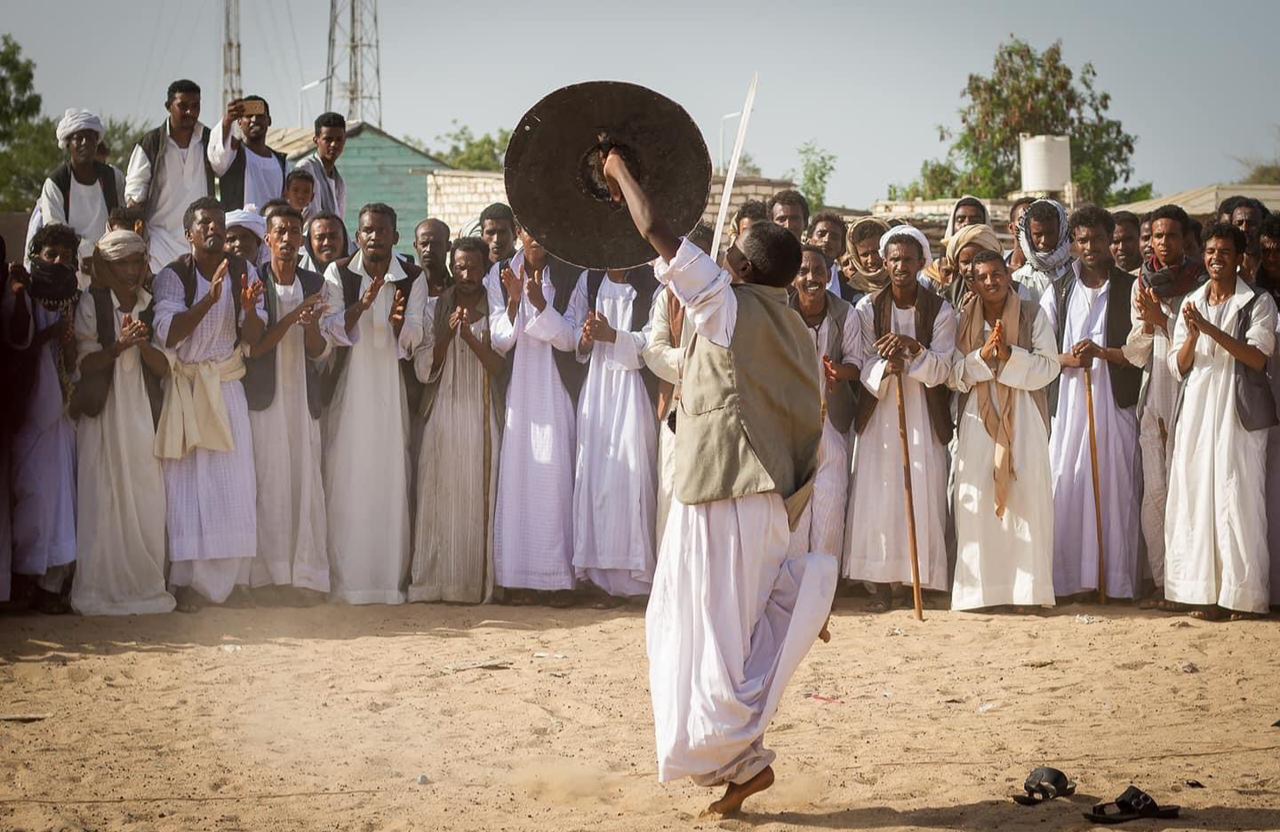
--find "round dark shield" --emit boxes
[504,81,712,270]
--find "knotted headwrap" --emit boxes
[1018,199,1072,274]
[93,230,147,262]
[945,223,1002,268]
[226,207,267,242]
[55,108,105,148]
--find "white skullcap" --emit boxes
[55,108,105,148]
[879,224,932,265]
[226,207,267,242]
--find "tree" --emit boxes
[790,140,836,210]
[735,151,762,177]
[889,38,1148,205]
[101,117,148,172]
[403,122,512,172]
[0,35,40,146]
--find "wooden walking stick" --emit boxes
[894,371,926,622]
[1083,366,1107,604]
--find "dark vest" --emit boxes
[1233,289,1279,431]
[1053,265,1141,411]
[497,255,587,403]
[242,263,325,417]
[853,284,954,445]
[218,145,287,211]
[789,290,857,434]
[585,265,661,406]
[169,253,250,343]
[67,287,163,425]
[137,123,215,218]
[323,257,424,413]
[49,162,120,219]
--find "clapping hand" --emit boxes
[240,274,265,308]
[388,288,407,335]
[1134,286,1168,331]
[980,319,1009,362]
[359,275,384,310]
[114,314,150,353]
[207,260,229,304]
[524,267,547,312]
[294,293,326,328]
[584,309,617,344]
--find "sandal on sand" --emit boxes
[1083,786,1180,824]
[1012,767,1076,806]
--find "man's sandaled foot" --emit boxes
[174,587,203,614]
[33,588,70,615]
[702,766,775,817]
[547,591,576,609]
[818,616,832,643]
[1188,606,1225,621]
[1229,611,1264,621]
[867,584,893,613]
[221,586,256,608]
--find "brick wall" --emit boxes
[427,170,795,250]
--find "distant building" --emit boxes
[267,122,449,246]
[1111,184,1280,217]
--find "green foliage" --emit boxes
[0,115,59,212]
[1107,182,1155,205]
[1243,164,1280,185]
[736,151,762,177]
[405,121,513,172]
[0,35,40,146]
[888,38,1140,205]
[101,117,147,172]
[791,140,836,210]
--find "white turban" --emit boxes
[226,207,267,242]
[879,224,932,265]
[56,108,105,148]
[94,230,147,261]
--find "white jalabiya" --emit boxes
[794,305,859,560]
[153,261,264,603]
[207,121,284,210]
[70,288,174,615]
[1122,281,1191,591]
[34,166,126,276]
[1269,315,1280,607]
[843,296,956,591]
[409,297,500,604]
[248,274,330,593]
[484,254,578,591]
[321,252,425,604]
[646,239,836,787]
[641,286,687,545]
[2,295,76,591]
[1040,273,1141,598]
[1164,279,1276,614]
[125,123,213,273]
[948,308,1060,610]
[571,275,657,597]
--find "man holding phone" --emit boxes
[208,95,286,212]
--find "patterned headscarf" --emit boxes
[1018,199,1072,274]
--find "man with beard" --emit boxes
[4,224,81,612]
[413,218,452,298]
[70,230,173,615]
[208,96,286,211]
[152,197,267,611]
[126,80,215,273]
[768,189,809,240]
[1124,204,1204,608]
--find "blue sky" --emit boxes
[6,0,1277,207]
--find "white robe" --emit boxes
[948,308,1060,610]
[3,295,76,590]
[321,252,425,605]
[844,296,956,591]
[1268,315,1280,607]
[484,254,578,591]
[1122,281,1191,591]
[70,288,174,615]
[409,301,500,604]
[33,166,126,283]
[646,239,836,786]
[248,275,330,592]
[641,286,687,546]
[571,275,657,597]
[125,123,213,273]
[1040,274,1141,599]
[794,306,859,560]
[1165,279,1275,613]
[153,260,264,603]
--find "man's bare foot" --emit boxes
[702,766,774,817]
[818,617,831,643]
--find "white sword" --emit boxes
[709,73,758,258]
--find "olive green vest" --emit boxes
[674,283,822,529]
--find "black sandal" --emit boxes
[1012,767,1076,806]
[1083,786,1180,824]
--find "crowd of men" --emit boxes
[4,78,1280,623]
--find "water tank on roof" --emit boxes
[1020,134,1071,193]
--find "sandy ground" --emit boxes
[2,597,1279,832]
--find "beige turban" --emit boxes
[94,230,147,261]
[945,223,1002,267]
